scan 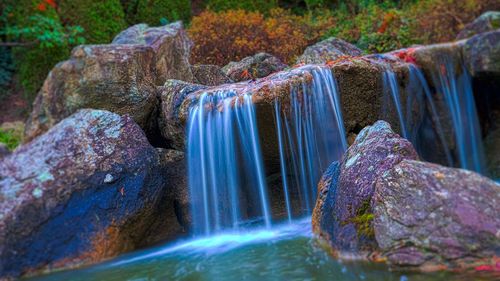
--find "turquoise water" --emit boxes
[29,218,493,281]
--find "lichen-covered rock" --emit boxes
[222,52,288,82]
[462,30,500,76]
[24,44,157,143]
[112,21,194,84]
[158,80,207,149]
[456,11,500,40]
[0,109,165,279]
[296,37,363,64]
[192,64,233,86]
[373,160,500,270]
[312,121,418,255]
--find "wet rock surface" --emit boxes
[312,121,418,254]
[373,160,500,270]
[0,110,166,279]
[222,52,288,82]
[296,37,363,64]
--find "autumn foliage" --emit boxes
[188,9,334,65]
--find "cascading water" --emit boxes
[381,55,485,174]
[187,66,347,236]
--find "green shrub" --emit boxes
[205,0,278,14]
[58,0,127,44]
[131,0,191,26]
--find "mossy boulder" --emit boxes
[312,121,418,256]
[0,109,166,279]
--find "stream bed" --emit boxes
[29,218,494,281]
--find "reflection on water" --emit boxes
[29,218,493,281]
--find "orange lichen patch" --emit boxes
[82,224,133,264]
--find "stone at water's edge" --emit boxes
[296,37,363,64]
[456,11,500,40]
[222,52,288,82]
[463,30,500,76]
[158,80,207,150]
[191,64,233,86]
[312,121,418,255]
[0,110,167,279]
[112,22,194,84]
[24,44,158,143]
[373,160,500,270]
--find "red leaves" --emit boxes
[36,0,57,12]
[393,47,417,64]
[377,12,396,34]
[240,69,252,80]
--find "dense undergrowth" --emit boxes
[0,0,499,109]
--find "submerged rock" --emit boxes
[0,109,165,278]
[456,11,500,40]
[373,160,500,271]
[222,52,288,82]
[296,37,363,64]
[24,44,157,143]
[312,121,418,255]
[191,64,233,86]
[112,21,194,84]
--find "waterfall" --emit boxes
[187,66,347,236]
[381,55,485,174]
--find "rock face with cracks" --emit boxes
[373,160,500,270]
[0,109,166,279]
[312,121,418,255]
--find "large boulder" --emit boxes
[373,160,500,270]
[456,11,500,40]
[296,37,363,64]
[191,64,233,86]
[222,52,288,82]
[24,44,157,143]
[112,22,194,84]
[312,121,418,255]
[0,109,166,279]
[462,30,500,76]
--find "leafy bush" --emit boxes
[188,8,333,65]
[58,0,127,44]
[205,0,278,14]
[129,0,191,26]
[408,0,500,43]
[0,47,14,101]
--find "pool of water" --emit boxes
[29,218,494,281]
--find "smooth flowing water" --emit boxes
[187,66,347,236]
[381,57,485,174]
[29,219,493,281]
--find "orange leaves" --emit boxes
[188,8,334,66]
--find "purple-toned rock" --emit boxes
[0,144,9,159]
[456,11,500,40]
[462,30,500,76]
[0,109,166,279]
[373,160,500,270]
[222,52,288,82]
[112,21,194,84]
[312,121,418,255]
[296,37,363,64]
[24,44,157,143]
